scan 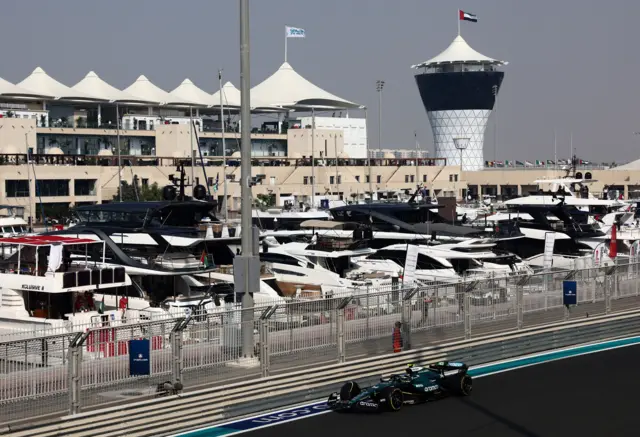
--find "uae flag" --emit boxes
[459,10,478,22]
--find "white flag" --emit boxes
[286,26,306,38]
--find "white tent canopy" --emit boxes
[0,76,52,99]
[17,67,105,101]
[250,62,363,110]
[123,75,200,107]
[170,78,216,107]
[211,81,241,108]
[211,81,282,112]
[73,71,157,104]
[411,35,507,68]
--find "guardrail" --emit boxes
[0,260,638,425]
[4,309,640,437]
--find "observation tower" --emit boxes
[412,35,507,171]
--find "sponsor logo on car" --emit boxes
[358,401,378,408]
[424,385,439,392]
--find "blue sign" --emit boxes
[129,339,150,376]
[563,280,577,306]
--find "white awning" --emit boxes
[211,81,241,108]
[412,35,507,68]
[72,71,158,104]
[250,62,363,110]
[123,75,201,107]
[18,67,105,101]
[170,79,216,107]
[0,76,52,99]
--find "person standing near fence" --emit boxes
[392,321,403,353]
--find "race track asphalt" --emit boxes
[246,343,640,437]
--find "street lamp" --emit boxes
[454,137,469,199]
[453,137,469,172]
[376,80,384,153]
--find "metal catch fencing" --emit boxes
[1,260,640,424]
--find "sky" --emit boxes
[1,0,639,164]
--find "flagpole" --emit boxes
[284,26,288,63]
[219,69,228,222]
[553,129,557,172]
[457,10,461,36]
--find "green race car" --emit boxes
[327,361,472,413]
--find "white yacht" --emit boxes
[503,178,625,212]
[0,235,132,333]
[351,241,532,285]
[259,239,388,299]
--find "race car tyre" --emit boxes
[381,387,403,411]
[339,381,361,400]
[454,374,473,396]
[441,373,473,396]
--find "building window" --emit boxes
[38,180,70,197]
[208,177,214,187]
[365,175,370,183]
[270,176,276,185]
[449,175,453,182]
[337,175,342,184]
[330,176,335,184]
[423,175,427,182]
[355,175,360,182]
[5,180,29,198]
[74,179,97,196]
[303,176,309,185]
[141,178,149,187]
[405,175,409,183]
[376,175,381,183]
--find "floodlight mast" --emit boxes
[234,0,259,361]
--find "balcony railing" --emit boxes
[0,153,448,169]
[37,121,285,135]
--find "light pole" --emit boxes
[365,108,373,203]
[454,137,469,200]
[492,85,498,162]
[414,131,420,189]
[219,69,228,222]
[376,80,384,153]
[233,0,258,362]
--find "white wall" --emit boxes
[298,116,367,159]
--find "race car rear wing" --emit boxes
[428,361,468,374]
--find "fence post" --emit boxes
[365,284,370,339]
[169,317,192,391]
[259,319,269,377]
[491,272,497,320]
[67,344,81,415]
[67,331,91,415]
[433,285,438,326]
[336,308,345,363]
[516,286,523,330]
[169,330,183,387]
[605,279,612,315]
[256,306,278,376]
[614,261,619,300]
[464,292,471,339]
[401,297,412,350]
